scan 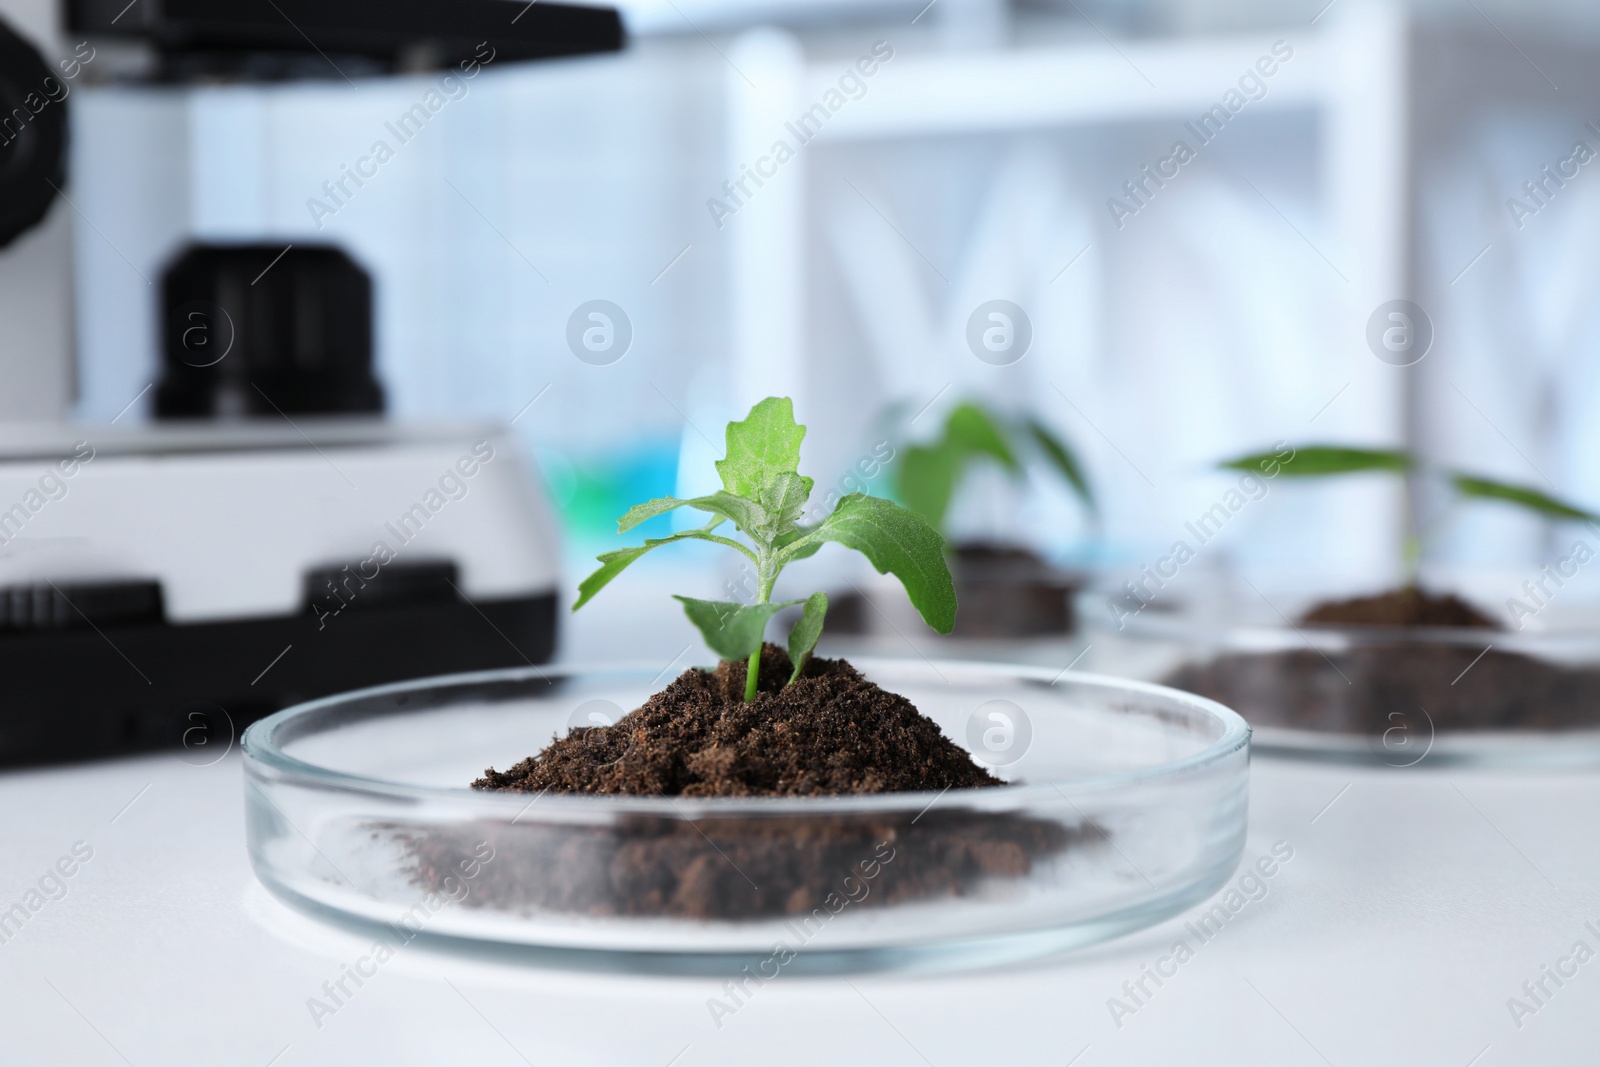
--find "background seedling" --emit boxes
[895,400,1095,539]
[574,397,956,701]
[1220,444,1599,577]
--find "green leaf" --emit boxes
[786,592,828,684]
[1025,418,1095,512]
[1450,474,1598,522]
[1221,445,1412,477]
[895,402,1023,532]
[716,397,812,501]
[573,545,653,612]
[616,496,690,531]
[896,440,963,530]
[573,530,746,611]
[673,596,800,661]
[753,472,811,541]
[946,402,1022,473]
[775,525,824,562]
[618,491,768,537]
[792,493,956,634]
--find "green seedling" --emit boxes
[574,397,956,702]
[1219,444,1599,575]
[895,400,1094,537]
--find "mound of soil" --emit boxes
[401,647,1075,921]
[474,645,1001,797]
[1299,586,1499,629]
[1164,586,1600,735]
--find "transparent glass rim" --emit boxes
[240,657,1251,815]
[1078,592,1599,654]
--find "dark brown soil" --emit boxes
[405,806,1079,921]
[474,645,1002,797]
[1299,586,1499,629]
[399,647,1076,921]
[1165,586,1600,735]
[949,542,1081,638]
[1165,645,1600,734]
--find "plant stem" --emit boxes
[744,647,761,702]
[745,548,777,703]
[1401,532,1422,588]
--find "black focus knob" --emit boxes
[155,243,384,419]
[0,16,67,250]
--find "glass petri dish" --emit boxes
[241,659,1249,972]
[1082,594,1600,767]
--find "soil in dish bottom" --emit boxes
[403,646,1075,921]
[1164,586,1600,733]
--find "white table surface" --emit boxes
[2,591,1597,1065]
